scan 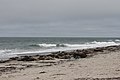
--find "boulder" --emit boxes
[73,52,87,59]
[94,47,104,52]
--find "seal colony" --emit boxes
[0,45,120,80]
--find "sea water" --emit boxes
[0,37,120,59]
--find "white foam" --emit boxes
[12,41,120,55]
[0,49,12,54]
[115,39,120,42]
[38,43,56,47]
[36,41,119,48]
[0,41,120,57]
[0,49,17,59]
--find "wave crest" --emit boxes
[29,43,67,48]
[115,39,120,42]
[29,41,119,48]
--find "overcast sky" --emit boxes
[0,0,120,37]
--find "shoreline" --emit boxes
[0,45,120,80]
[1,45,120,62]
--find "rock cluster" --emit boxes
[0,66,17,75]
[1,45,120,62]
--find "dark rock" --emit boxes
[17,56,36,61]
[26,65,33,68]
[9,57,19,60]
[106,46,118,51]
[34,55,40,57]
[80,53,87,58]
[59,55,71,59]
[0,67,16,72]
[73,52,87,59]
[38,55,54,60]
[0,60,10,63]
[36,77,40,79]
[47,54,57,58]
[81,49,93,54]
[38,55,46,60]
[39,71,46,74]
[57,52,65,56]
[94,47,104,52]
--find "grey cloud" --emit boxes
[0,0,120,37]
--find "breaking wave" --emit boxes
[115,39,120,42]
[29,41,120,48]
[29,43,67,48]
[0,41,120,59]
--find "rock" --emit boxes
[9,57,19,60]
[6,45,120,62]
[59,55,71,59]
[38,55,54,60]
[45,56,54,60]
[73,52,87,59]
[0,67,16,72]
[17,56,36,61]
[38,55,47,60]
[36,77,40,79]
[39,71,46,74]
[0,60,10,63]
[94,47,104,52]
[47,54,57,58]
[106,46,118,51]
[34,55,40,57]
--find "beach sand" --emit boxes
[0,47,120,80]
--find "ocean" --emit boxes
[0,37,120,59]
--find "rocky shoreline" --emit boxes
[1,45,120,62]
[1,45,120,80]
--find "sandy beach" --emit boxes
[0,46,120,80]
[1,0,120,79]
